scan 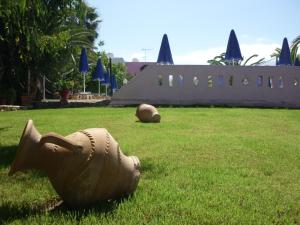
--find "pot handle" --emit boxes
[40,132,82,153]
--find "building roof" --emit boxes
[125,62,155,75]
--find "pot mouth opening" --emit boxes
[9,120,33,176]
[152,114,161,123]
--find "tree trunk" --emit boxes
[27,67,31,96]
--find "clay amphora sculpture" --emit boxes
[136,104,161,123]
[9,120,141,207]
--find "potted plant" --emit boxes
[56,80,73,103]
[21,95,32,106]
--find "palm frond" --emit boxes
[248,58,265,66]
[291,35,300,49]
[270,48,281,58]
[242,54,258,66]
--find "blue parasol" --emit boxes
[79,48,89,92]
[102,71,110,96]
[110,74,118,93]
[277,38,291,66]
[157,34,174,65]
[225,29,243,65]
[92,58,105,95]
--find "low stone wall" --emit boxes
[0,105,29,111]
[33,99,110,109]
[111,65,300,108]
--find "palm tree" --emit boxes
[271,36,300,64]
[207,53,265,66]
[0,0,101,100]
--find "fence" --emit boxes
[111,65,300,108]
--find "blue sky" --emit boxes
[86,0,299,64]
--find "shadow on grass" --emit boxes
[0,126,11,133]
[0,196,129,224]
[0,145,47,179]
[140,158,166,179]
[0,145,17,168]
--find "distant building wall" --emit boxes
[125,62,155,76]
[111,65,300,108]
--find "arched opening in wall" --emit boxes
[193,77,199,86]
[268,76,274,88]
[169,75,173,87]
[242,78,249,86]
[229,76,233,86]
[257,76,263,87]
[158,75,163,86]
[278,77,284,88]
[293,79,298,86]
[178,75,184,86]
[208,75,213,88]
[217,75,224,87]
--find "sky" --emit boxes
[86,0,300,65]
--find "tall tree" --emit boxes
[0,0,101,101]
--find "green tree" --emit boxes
[0,0,101,101]
[207,53,265,66]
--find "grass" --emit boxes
[1,107,300,224]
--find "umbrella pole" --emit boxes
[105,85,107,96]
[98,80,100,95]
[43,75,46,101]
[83,73,86,93]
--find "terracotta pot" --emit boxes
[21,95,32,106]
[136,104,161,123]
[59,90,70,103]
[9,120,141,207]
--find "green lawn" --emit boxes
[1,107,300,224]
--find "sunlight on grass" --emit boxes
[1,107,300,224]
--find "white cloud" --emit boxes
[240,43,279,63]
[174,47,225,65]
[173,43,280,65]
[255,37,268,42]
[129,52,145,62]
[241,34,249,39]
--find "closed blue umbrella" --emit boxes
[79,48,89,92]
[225,29,243,65]
[157,34,174,65]
[110,74,118,93]
[295,57,300,66]
[92,58,105,95]
[278,38,291,66]
[102,71,110,96]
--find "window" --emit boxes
[242,78,249,86]
[257,76,263,87]
[158,75,163,86]
[178,75,184,86]
[169,75,173,87]
[278,77,283,88]
[268,77,274,88]
[229,76,233,86]
[217,75,224,87]
[208,75,213,88]
[193,77,199,86]
[293,79,299,86]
